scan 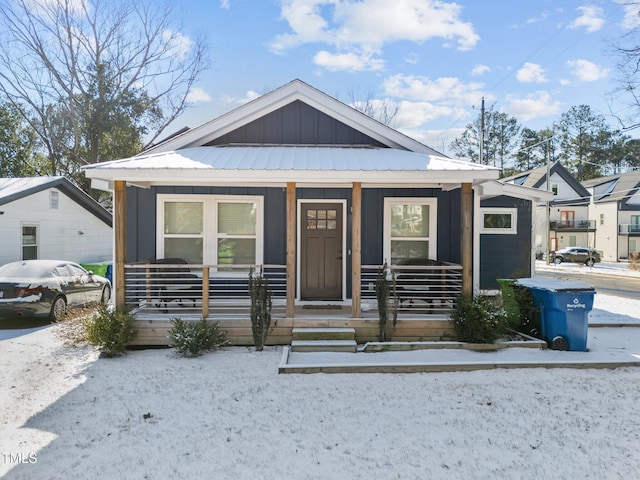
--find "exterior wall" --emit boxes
[590,202,618,261]
[549,172,580,201]
[206,100,388,147]
[0,188,112,266]
[479,196,532,289]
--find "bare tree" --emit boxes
[0,0,208,181]
[347,88,400,127]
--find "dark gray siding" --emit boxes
[206,100,388,147]
[479,196,532,289]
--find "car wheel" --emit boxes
[555,256,563,264]
[585,258,595,267]
[49,296,67,321]
[100,285,111,304]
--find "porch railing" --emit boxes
[361,263,463,316]
[619,223,640,234]
[123,261,462,318]
[124,263,287,318]
[549,219,595,230]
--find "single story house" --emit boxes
[83,79,552,345]
[0,176,112,266]
[582,170,640,261]
[502,162,594,257]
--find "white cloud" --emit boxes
[503,91,563,122]
[270,0,479,71]
[566,59,609,82]
[471,64,490,76]
[569,5,605,33]
[220,0,230,9]
[404,52,419,65]
[516,63,547,83]
[620,2,640,29]
[313,50,384,72]
[222,90,261,105]
[162,30,193,59]
[396,101,467,128]
[382,74,488,107]
[186,88,211,103]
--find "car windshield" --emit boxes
[0,262,57,278]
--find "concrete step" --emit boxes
[290,340,357,353]
[292,327,355,341]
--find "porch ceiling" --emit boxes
[83,146,499,189]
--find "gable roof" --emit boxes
[582,170,640,206]
[0,177,112,226]
[501,161,590,205]
[144,79,444,156]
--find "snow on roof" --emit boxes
[0,176,63,202]
[87,146,496,173]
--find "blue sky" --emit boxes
[172,0,639,154]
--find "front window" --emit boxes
[384,198,437,264]
[158,195,263,269]
[22,225,38,260]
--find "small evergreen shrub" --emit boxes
[376,263,398,342]
[249,267,272,351]
[83,304,137,357]
[168,318,228,357]
[450,294,508,344]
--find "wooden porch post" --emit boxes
[114,180,126,308]
[286,182,296,318]
[461,182,473,296]
[351,182,362,318]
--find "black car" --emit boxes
[552,247,602,266]
[0,260,111,321]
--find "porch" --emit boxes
[124,261,461,345]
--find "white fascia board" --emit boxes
[84,168,498,186]
[479,180,555,201]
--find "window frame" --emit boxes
[479,208,518,235]
[383,197,438,265]
[21,223,39,260]
[157,194,264,274]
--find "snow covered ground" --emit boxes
[1,293,640,479]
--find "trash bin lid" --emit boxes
[515,277,595,292]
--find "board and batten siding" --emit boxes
[479,196,532,290]
[0,188,112,266]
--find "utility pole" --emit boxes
[545,141,551,265]
[479,97,485,165]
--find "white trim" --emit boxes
[156,194,264,272]
[21,222,39,260]
[479,208,518,234]
[383,197,438,264]
[296,199,347,302]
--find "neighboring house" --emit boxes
[83,79,551,345]
[582,170,640,261]
[502,162,594,257]
[0,177,112,266]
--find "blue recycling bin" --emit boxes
[515,278,595,351]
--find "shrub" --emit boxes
[83,304,137,357]
[168,318,228,357]
[450,294,508,344]
[249,267,272,351]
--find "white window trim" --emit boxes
[21,223,39,260]
[479,207,517,234]
[383,197,438,264]
[157,194,264,275]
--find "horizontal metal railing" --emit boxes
[124,263,286,318]
[361,263,463,316]
[124,261,462,318]
[550,219,595,230]
[618,224,640,234]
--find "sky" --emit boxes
[166,0,640,156]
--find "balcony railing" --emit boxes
[549,219,595,230]
[619,224,640,234]
[124,260,463,318]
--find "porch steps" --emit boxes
[291,327,357,352]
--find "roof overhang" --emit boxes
[83,146,500,191]
[478,180,555,202]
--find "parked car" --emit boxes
[0,260,111,321]
[551,247,602,266]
